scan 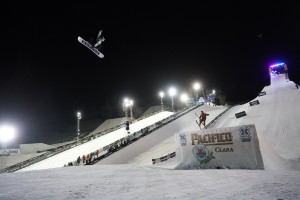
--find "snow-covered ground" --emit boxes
[0,73,299,200]
[18,111,174,171]
[95,104,227,165]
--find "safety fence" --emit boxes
[152,152,176,164]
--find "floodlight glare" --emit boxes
[159,91,165,111]
[193,82,201,90]
[77,112,82,119]
[129,99,134,120]
[180,93,188,102]
[0,125,16,143]
[168,87,177,111]
[124,98,131,107]
[159,91,164,98]
[168,87,177,97]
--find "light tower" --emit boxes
[129,100,134,120]
[0,125,16,150]
[159,91,164,111]
[193,82,201,99]
[123,98,129,118]
[180,93,188,107]
[76,112,82,143]
[168,87,177,112]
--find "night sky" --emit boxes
[1,3,300,144]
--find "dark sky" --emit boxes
[1,3,300,144]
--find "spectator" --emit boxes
[89,152,93,163]
[86,154,90,164]
[284,64,289,79]
[125,121,130,133]
[77,156,81,165]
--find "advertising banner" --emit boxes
[175,124,264,169]
[0,149,20,156]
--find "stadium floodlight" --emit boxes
[129,100,134,120]
[76,112,82,144]
[180,93,188,103]
[77,112,82,120]
[159,91,164,111]
[168,87,177,112]
[123,98,129,118]
[193,82,201,99]
[0,125,16,149]
[77,112,82,135]
[123,98,134,119]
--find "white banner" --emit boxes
[9,149,20,155]
[0,149,20,156]
[0,149,9,156]
[175,124,264,169]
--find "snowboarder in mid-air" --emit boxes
[93,29,105,50]
[78,29,105,58]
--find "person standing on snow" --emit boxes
[96,149,99,158]
[125,121,130,134]
[199,111,209,129]
[82,155,86,164]
[77,156,81,165]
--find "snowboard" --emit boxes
[196,120,206,130]
[78,36,104,58]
